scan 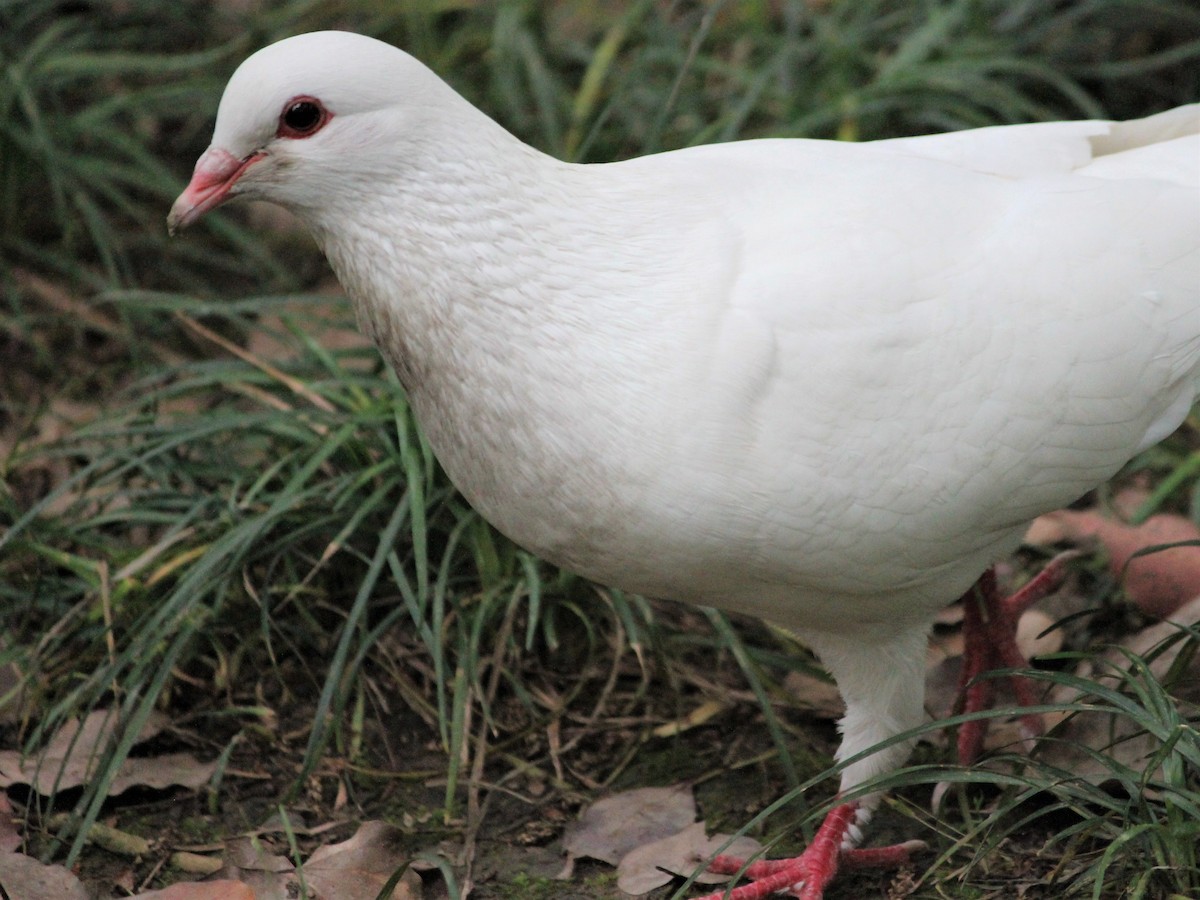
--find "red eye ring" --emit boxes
[276,95,331,139]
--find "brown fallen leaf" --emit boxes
[1015,608,1064,660]
[0,850,90,900]
[132,880,256,900]
[212,836,295,900]
[169,852,225,876]
[561,784,697,869]
[615,821,764,895]
[303,821,422,900]
[1030,595,1200,783]
[0,710,215,797]
[214,823,422,900]
[0,795,20,853]
[1027,504,1200,618]
[782,669,845,719]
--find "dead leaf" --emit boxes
[213,835,294,900]
[0,850,90,900]
[1027,505,1200,618]
[1031,595,1200,782]
[303,821,422,900]
[214,824,422,900]
[615,821,764,895]
[1119,594,1200,704]
[170,852,225,876]
[111,753,218,795]
[934,603,965,626]
[132,880,256,900]
[782,670,845,719]
[0,710,215,797]
[0,795,20,853]
[562,784,697,868]
[1015,609,1064,660]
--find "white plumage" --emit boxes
[170,31,1200,898]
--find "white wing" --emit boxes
[596,108,1200,623]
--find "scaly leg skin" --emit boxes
[694,801,923,900]
[956,554,1076,764]
[691,626,931,899]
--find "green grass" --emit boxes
[2,0,1199,896]
[653,612,1200,898]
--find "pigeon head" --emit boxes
[168,31,452,234]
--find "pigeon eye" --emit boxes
[277,97,329,138]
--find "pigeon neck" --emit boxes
[309,124,581,377]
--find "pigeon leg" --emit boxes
[695,801,923,900]
[956,554,1075,763]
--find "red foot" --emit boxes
[956,554,1075,763]
[692,802,922,900]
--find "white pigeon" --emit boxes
[169,31,1200,900]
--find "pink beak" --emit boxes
[167,146,264,235]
